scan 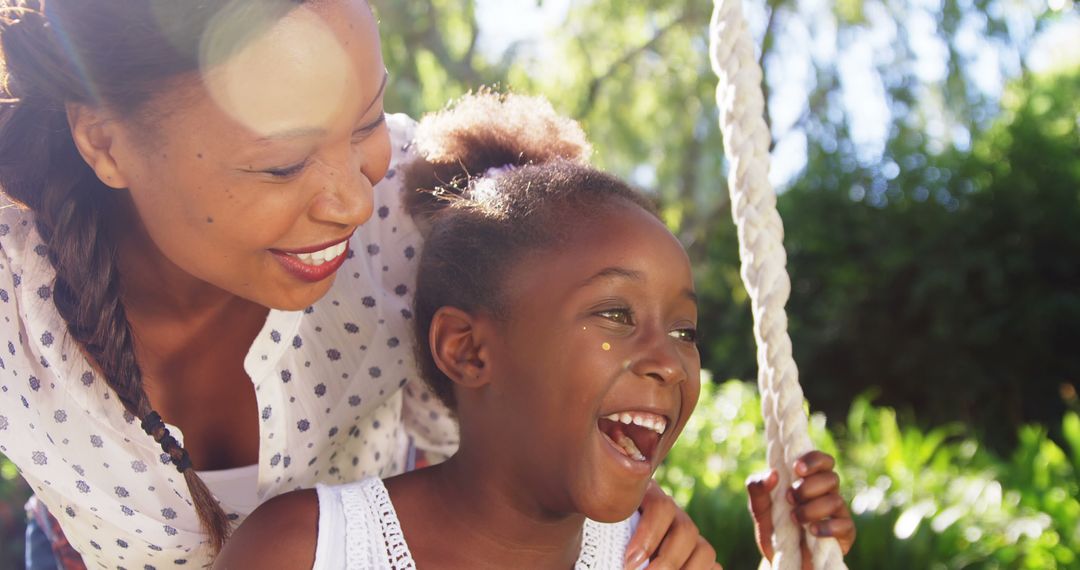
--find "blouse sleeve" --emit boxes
[378,114,460,467]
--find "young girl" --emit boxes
[0,1,704,567]
[217,92,854,569]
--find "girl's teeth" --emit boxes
[604,411,668,435]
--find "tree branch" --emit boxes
[759,3,781,150]
[576,12,693,118]
[419,0,484,87]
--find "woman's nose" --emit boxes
[308,160,375,228]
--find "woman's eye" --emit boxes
[597,309,634,326]
[669,328,698,343]
[262,160,308,179]
[352,113,387,143]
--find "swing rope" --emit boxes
[709,1,847,568]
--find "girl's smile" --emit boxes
[597,409,670,464]
[460,200,702,524]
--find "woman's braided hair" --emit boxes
[0,0,308,554]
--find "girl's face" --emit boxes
[105,0,389,310]
[478,201,701,523]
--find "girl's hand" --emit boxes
[626,479,722,569]
[746,451,855,570]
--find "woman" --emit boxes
[0,1,715,567]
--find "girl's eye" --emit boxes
[262,160,309,179]
[597,308,634,326]
[669,328,698,344]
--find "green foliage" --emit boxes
[658,379,1080,569]
[698,65,1080,452]
[0,454,29,569]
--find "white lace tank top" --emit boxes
[312,477,638,569]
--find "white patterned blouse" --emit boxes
[0,114,458,569]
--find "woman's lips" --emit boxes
[270,237,351,283]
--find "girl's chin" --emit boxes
[578,490,648,524]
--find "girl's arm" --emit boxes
[746,451,856,570]
[213,490,320,570]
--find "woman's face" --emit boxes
[106,0,389,310]
[474,202,701,523]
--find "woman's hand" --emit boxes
[746,451,855,570]
[626,479,722,569]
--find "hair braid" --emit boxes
[34,149,233,554]
[1,2,232,554]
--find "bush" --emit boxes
[0,454,29,569]
[657,377,1080,569]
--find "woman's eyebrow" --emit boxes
[252,71,389,144]
[362,70,389,115]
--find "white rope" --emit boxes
[708,1,847,569]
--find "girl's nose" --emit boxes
[629,330,688,386]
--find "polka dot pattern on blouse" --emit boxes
[0,114,458,568]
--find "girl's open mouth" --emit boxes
[597,411,668,463]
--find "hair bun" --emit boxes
[415,89,591,169]
[404,89,592,226]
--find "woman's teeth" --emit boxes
[603,411,668,435]
[291,241,348,266]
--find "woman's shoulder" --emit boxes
[0,200,42,265]
[0,201,57,349]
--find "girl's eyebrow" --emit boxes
[577,266,698,302]
[578,266,645,288]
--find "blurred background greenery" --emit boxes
[3,0,1079,567]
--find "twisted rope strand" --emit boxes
[709,1,847,568]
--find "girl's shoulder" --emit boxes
[219,476,401,570]
[214,487,321,570]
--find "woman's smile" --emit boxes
[269,232,354,282]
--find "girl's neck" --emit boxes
[386,449,587,569]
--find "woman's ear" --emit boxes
[66,103,130,190]
[429,306,490,390]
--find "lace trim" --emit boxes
[576,518,635,570]
[340,477,417,570]
[339,476,629,570]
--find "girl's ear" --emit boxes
[429,306,490,389]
